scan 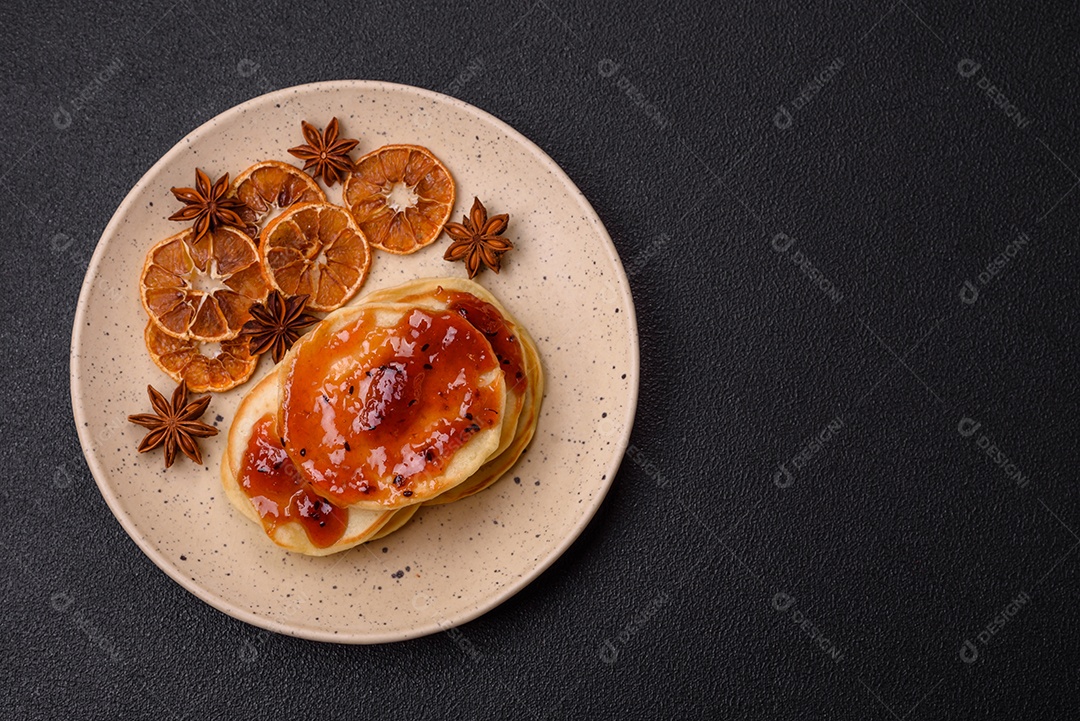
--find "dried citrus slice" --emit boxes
[231,160,326,239]
[145,321,258,393]
[140,227,269,342]
[342,144,455,254]
[259,202,372,311]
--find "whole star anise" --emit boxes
[240,290,321,363]
[443,197,513,278]
[288,118,359,186]
[169,168,246,243]
[128,381,219,468]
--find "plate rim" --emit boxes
[69,79,640,644]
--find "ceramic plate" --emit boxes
[70,80,638,643]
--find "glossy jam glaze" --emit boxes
[437,289,526,395]
[281,307,502,505]
[239,414,348,548]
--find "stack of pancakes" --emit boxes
[221,278,543,556]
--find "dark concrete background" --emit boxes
[2,1,1078,718]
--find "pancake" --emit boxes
[425,322,543,505]
[277,301,507,511]
[356,278,531,459]
[358,278,544,506]
[221,367,397,556]
[368,503,421,541]
[223,278,542,555]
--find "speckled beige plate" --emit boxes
[70,80,638,643]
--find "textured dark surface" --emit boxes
[2,1,1079,718]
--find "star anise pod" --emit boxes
[128,381,219,469]
[240,290,321,363]
[443,197,513,278]
[169,168,246,243]
[288,118,359,186]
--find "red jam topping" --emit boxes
[435,289,526,394]
[281,307,502,505]
[239,414,348,548]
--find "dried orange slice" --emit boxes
[259,202,372,311]
[140,227,269,342]
[343,144,454,254]
[231,160,326,239]
[145,321,257,393]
